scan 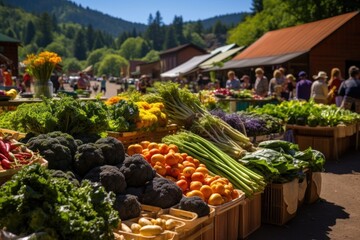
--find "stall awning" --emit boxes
[161,54,213,78]
[199,47,245,69]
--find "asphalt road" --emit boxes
[250,150,360,240]
[62,80,125,98]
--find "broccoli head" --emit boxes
[73,132,101,144]
[83,165,127,194]
[179,196,210,217]
[47,131,78,157]
[125,186,145,200]
[113,194,141,220]
[118,154,155,187]
[73,143,105,177]
[95,137,125,165]
[27,137,72,171]
[142,177,182,208]
[49,169,80,187]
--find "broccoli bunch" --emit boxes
[142,177,182,209]
[49,169,80,187]
[73,143,105,177]
[83,165,127,194]
[95,137,125,165]
[125,186,145,200]
[46,131,78,156]
[27,137,72,171]
[73,132,102,144]
[119,154,155,187]
[113,194,141,220]
[179,197,210,217]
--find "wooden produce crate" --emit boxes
[0,128,26,140]
[202,190,245,240]
[107,124,178,149]
[0,158,48,185]
[305,171,322,204]
[298,176,308,207]
[114,230,178,240]
[141,205,163,218]
[238,193,262,239]
[261,179,299,225]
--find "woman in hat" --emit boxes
[254,68,268,97]
[311,71,329,104]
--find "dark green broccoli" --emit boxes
[95,137,125,165]
[27,137,72,171]
[179,196,210,217]
[73,133,101,144]
[73,143,104,177]
[125,186,145,200]
[75,139,83,146]
[83,165,127,194]
[49,169,80,187]
[142,177,182,209]
[47,131,78,157]
[113,194,141,220]
[118,154,155,187]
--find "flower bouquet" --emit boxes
[24,51,62,98]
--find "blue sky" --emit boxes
[71,0,252,24]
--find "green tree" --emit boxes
[140,41,151,58]
[163,26,177,49]
[93,31,105,50]
[24,20,36,44]
[173,16,185,45]
[251,0,264,14]
[98,54,128,77]
[141,50,160,62]
[213,20,227,36]
[194,20,203,34]
[145,11,164,50]
[63,57,83,73]
[36,13,53,47]
[190,32,206,48]
[45,42,69,57]
[86,24,95,50]
[119,37,148,60]
[73,29,87,60]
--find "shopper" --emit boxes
[100,74,107,94]
[296,71,312,101]
[283,74,296,100]
[328,68,343,106]
[268,69,284,97]
[240,75,252,90]
[3,67,13,86]
[311,71,329,104]
[226,71,241,90]
[23,72,32,92]
[254,68,268,97]
[338,66,360,113]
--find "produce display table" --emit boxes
[286,124,359,161]
[216,98,278,112]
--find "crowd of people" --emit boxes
[224,65,360,112]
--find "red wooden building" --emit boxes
[0,33,20,76]
[159,43,207,73]
[222,11,360,79]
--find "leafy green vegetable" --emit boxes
[0,164,119,239]
[108,100,139,132]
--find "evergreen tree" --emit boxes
[73,29,87,60]
[37,13,53,47]
[132,28,137,38]
[93,31,105,50]
[51,14,59,32]
[145,11,164,50]
[172,16,185,45]
[194,20,204,34]
[6,28,15,38]
[251,0,263,14]
[140,41,151,58]
[24,20,36,44]
[213,20,227,36]
[163,26,177,49]
[86,24,95,50]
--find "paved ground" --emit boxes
[250,150,360,240]
[62,81,127,99]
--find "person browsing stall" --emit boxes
[311,71,329,104]
[254,68,268,97]
[226,71,241,90]
[296,71,312,101]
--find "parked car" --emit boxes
[109,77,117,83]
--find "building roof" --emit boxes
[0,33,21,43]
[233,11,359,61]
[200,46,245,69]
[161,53,213,78]
[210,43,237,55]
[160,43,207,56]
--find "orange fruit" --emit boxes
[190,181,203,191]
[176,179,188,192]
[151,154,166,165]
[165,152,178,166]
[199,163,206,168]
[180,153,188,160]
[224,183,234,191]
[211,183,225,195]
[191,172,205,183]
[195,167,209,176]
[147,142,159,150]
[149,148,161,157]
[182,161,196,168]
[170,167,181,178]
[127,144,143,155]
[140,141,150,149]
[200,185,213,199]
[193,159,200,168]
[168,144,179,153]
[186,190,205,200]
[174,153,184,163]
[208,193,224,206]
[183,166,196,178]
[185,156,194,163]
[158,143,169,154]
[231,190,240,199]
[153,162,166,176]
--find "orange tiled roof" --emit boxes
[233,11,359,60]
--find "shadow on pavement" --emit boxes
[324,151,360,175]
[250,199,349,240]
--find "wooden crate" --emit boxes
[202,190,245,240]
[305,172,322,204]
[238,193,262,239]
[261,179,299,225]
[298,176,308,207]
[107,124,178,149]
[0,128,26,140]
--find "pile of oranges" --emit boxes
[127,142,240,206]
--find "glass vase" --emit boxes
[34,80,53,98]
